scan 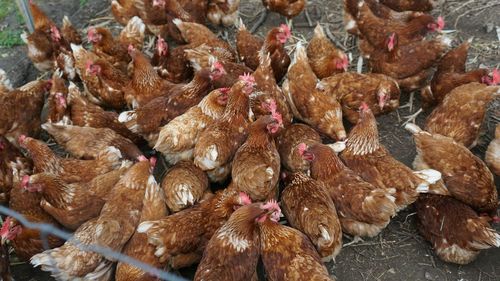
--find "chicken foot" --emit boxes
[402,108,423,126]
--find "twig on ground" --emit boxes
[454,2,500,28]
[250,9,268,33]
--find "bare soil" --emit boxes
[1,0,499,280]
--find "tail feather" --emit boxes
[313,23,325,38]
[468,223,500,250]
[292,42,307,66]
[118,110,139,133]
[362,189,397,220]
[237,18,246,31]
[258,49,271,68]
[414,169,442,193]
[120,16,145,48]
[97,146,123,166]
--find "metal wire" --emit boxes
[0,205,188,281]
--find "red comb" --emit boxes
[85,60,94,69]
[18,135,27,145]
[437,16,445,30]
[128,44,136,53]
[50,25,61,41]
[21,175,29,188]
[0,217,11,237]
[279,24,291,38]
[359,102,370,112]
[149,156,157,167]
[239,73,255,84]
[262,199,279,210]
[239,192,252,205]
[263,99,277,113]
[262,199,281,222]
[297,143,307,155]
[87,28,95,39]
[137,155,148,162]
[219,87,230,94]
[492,68,499,84]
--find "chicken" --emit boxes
[29,0,56,32]
[185,44,237,73]
[379,0,443,12]
[162,161,209,212]
[185,48,251,89]
[54,48,78,81]
[137,189,252,269]
[42,122,144,161]
[60,16,82,45]
[232,107,283,201]
[123,47,175,108]
[416,194,500,264]
[70,43,103,94]
[263,24,292,82]
[87,16,145,68]
[83,58,130,110]
[277,123,321,173]
[9,172,64,261]
[320,72,400,124]
[21,30,57,72]
[19,136,124,183]
[307,24,348,79]
[252,50,293,127]
[172,19,236,59]
[0,217,22,281]
[21,164,131,230]
[405,123,498,215]
[21,1,63,72]
[368,34,450,91]
[344,0,425,35]
[31,159,155,280]
[303,143,397,237]
[262,0,306,18]
[340,103,441,210]
[111,0,140,26]
[66,83,143,144]
[154,88,229,165]
[424,83,500,148]
[281,172,342,261]
[421,40,498,108]
[485,124,500,176]
[207,0,241,26]
[258,202,333,281]
[193,75,256,182]
[193,202,269,281]
[46,71,70,124]
[151,36,193,83]
[236,23,291,82]
[115,169,168,281]
[119,66,225,145]
[0,79,51,145]
[0,136,32,204]
[283,42,346,141]
[236,20,264,70]
[352,0,443,50]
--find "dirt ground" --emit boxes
[1,0,499,280]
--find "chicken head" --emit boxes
[0,217,22,245]
[276,24,292,44]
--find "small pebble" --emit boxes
[425,272,435,281]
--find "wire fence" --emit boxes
[0,205,188,281]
